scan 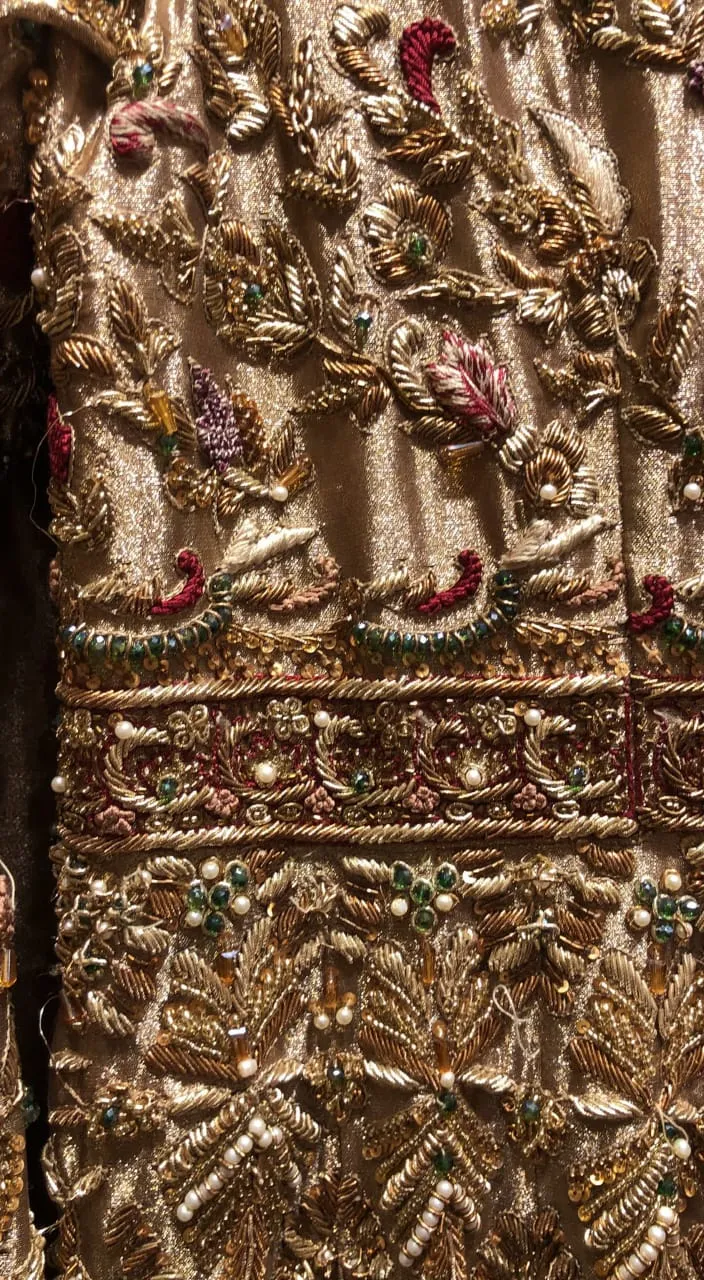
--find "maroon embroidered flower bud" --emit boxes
[687,62,704,96]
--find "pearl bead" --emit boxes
[200,858,220,881]
[314,709,331,728]
[254,760,278,786]
[435,1179,454,1200]
[639,1241,659,1262]
[186,910,203,928]
[257,1128,273,1149]
[223,1147,241,1166]
[435,893,454,913]
[206,1172,223,1192]
[91,879,107,894]
[232,894,251,915]
[539,482,558,502]
[421,1211,440,1228]
[656,1205,676,1227]
[673,1136,691,1160]
[269,484,289,503]
[662,868,682,893]
[313,1011,331,1030]
[465,766,483,788]
[336,1004,354,1026]
[114,719,135,740]
[438,1070,455,1089]
[237,1056,258,1079]
[523,708,542,728]
[184,1190,201,1212]
[415,1226,431,1243]
[399,1254,413,1269]
[51,775,67,793]
[31,266,47,291]
[632,908,651,929]
[684,481,702,502]
[613,1266,629,1280]
[428,1196,445,1214]
[406,1240,423,1258]
[176,1204,193,1223]
[626,1255,646,1276]
[248,1116,266,1138]
[235,1133,254,1155]
[390,896,409,918]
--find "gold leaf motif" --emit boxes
[621,403,683,443]
[648,277,700,389]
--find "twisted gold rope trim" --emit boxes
[56,672,625,710]
[632,676,704,700]
[59,812,637,855]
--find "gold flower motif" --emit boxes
[362,181,451,282]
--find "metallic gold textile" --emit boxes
[3,0,704,1274]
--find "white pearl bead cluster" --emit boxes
[254,760,278,786]
[398,1180,459,1268]
[312,994,356,1030]
[683,481,702,503]
[175,1115,283,1224]
[608,1203,677,1280]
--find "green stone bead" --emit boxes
[179,626,197,650]
[635,878,657,905]
[401,633,416,656]
[413,906,436,933]
[678,895,700,922]
[656,894,677,918]
[157,776,178,803]
[391,862,413,891]
[432,631,446,653]
[663,616,684,639]
[351,621,368,646]
[411,878,433,906]
[158,433,178,456]
[435,863,458,891]
[148,634,164,658]
[494,570,514,587]
[128,640,146,667]
[327,1062,346,1090]
[197,622,211,645]
[521,1097,541,1121]
[350,769,371,794]
[657,1175,677,1198]
[653,919,675,944]
[406,232,429,262]
[228,862,249,888]
[366,628,383,653]
[437,1090,457,1113]
[209,883,231,909]
[101,1105,120,1129]
[72,629,88,654]
[87,634,107,661]
[416,634,431,660]
[433,1149,454,1174]
[681,625,698,650]
[209,572,233,597]
[204,912,225,936]
[244,282,264,307]
[384,631,400,656]
[683,433,703,458]
[132,61,154,96]
[187,882,207,910]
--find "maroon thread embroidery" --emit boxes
[425,331,516,439]
[399,18,456,114]
[418,549,483,614]
[47,395,72,488]
[627,574,674,632]
[150,549,206,616]
[110,100,209,163]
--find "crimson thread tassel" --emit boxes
[418,550,483,615]
[151,549,205,616]
[399,18,456,114]
[627,574,674,632]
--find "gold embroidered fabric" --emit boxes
[3,0,704,1273]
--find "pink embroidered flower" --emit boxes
[205,789,240,820]
[512,782,548,814]
[304,786,335,816]
[94,805,136,837]
[425,331,516,439]
[404,785,439,814]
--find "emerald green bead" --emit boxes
[656,894,677,918]
[354,310,373,346]
[413,906,436,933]
[657,1175,677,1198]
[475,619,489,639]
[101,1104,120,1129]
[72,629,88,654]
[148,634,164,658]
[411,878,433,905]
[367,628,383,653]
[683,433,703,458]
[203,611,221,635]
[88,634,107,660]
[445,634,461,656]
[158,433,178,456]
[179,626,197,649]
[210,883,231,909]
[664,1122,678,1140]
[416,634,431,659]
[157,776,178,803]
[350,768,371,794]
[197,622,211,644]
[678,895,700,922]
[406,232,429,263]
[204,911,225,936]
[521,1097,541,1121]
[653,919,675,943]
[494,570,514,587]
[384,631,400,656]
[166,634,179,657]
[187,882,207,910]
[636,878,657,905]
[437,1090,457,1113]
[401,633,416,656]
[244,282,264,307]
[432,631,446,653]
[128,640,146,667]
[132,61,154,96]
[569,765,587,790]
[435,863,458,891]
[663,616,684,639]
[327,1062,345,1090]
[351,621,368,646]
[391,862,413,891]
[209,572,233,597]
[228,862,249,888]
[681,625,697,649]
[433,1149,454,1174]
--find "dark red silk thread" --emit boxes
[151,549,205,616]
[627,574,674,632]
[399,18,456,114]
[418,549,483,614]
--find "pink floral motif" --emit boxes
[47,395,72,487]
[426,331,517,439]
[512,782,548,813]
[205,789,240,820]
[94,805,136,837]
[404,784,440,814]
[304,786,336,816]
